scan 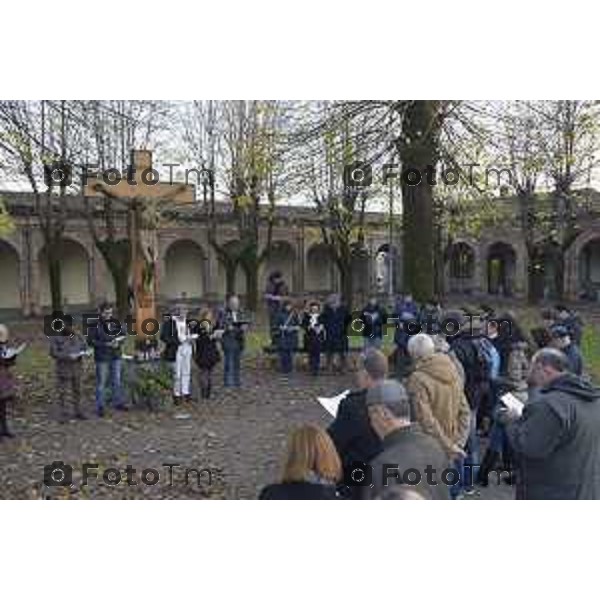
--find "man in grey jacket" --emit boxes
[362,379,450,500]
[501,348,600,499]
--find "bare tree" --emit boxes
[0,100,82,312]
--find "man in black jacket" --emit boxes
[501,348,600,499]
[363,379,450,500]
[327,349,388,497]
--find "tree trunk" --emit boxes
[242,261,260,312]
[399,101,440,304]
[97,240,131,320]
[225,263,237,297]
[46,242,63,313]
[338,260,354,310]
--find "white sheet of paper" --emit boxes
[500,392,524,416]
[317,389,350,417]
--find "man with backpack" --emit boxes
[444,310,497,495]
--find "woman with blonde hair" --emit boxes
[259,424,342,499]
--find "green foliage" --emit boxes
[0,195,15,236]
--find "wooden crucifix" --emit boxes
[84,150,195,339]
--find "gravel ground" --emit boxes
[0,355,514,500]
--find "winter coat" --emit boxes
[49,333,87,376]
[302,313,325,353]
[506,373,600,499]
[273,309,301,351]
[327,388,383,479]
[322,305,350,353]
[405,353,471,456]
[364,424,451,500]
[160,317,179,362]
[87,317,123,362]
[563,343,583,376]
[194,329,221,370]
[360,303,388,340]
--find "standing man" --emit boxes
[549,325,583,376]
[322,293,350,373]
[361,296,388,350]
[265,271,288,344]
[364,379,450,500]
[327,349,388,497]
[217,295,248,387]
[49,321,89,422]
[500,348,600,499]
[405,334,471,468]
[87,302,127,417]
[274,300,301,374]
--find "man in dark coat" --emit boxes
[363,379,450,500]
[549,324,583,376]
[327,349,388,497]
[501,348,600,500]
[322,293,350,372]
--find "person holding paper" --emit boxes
[216,295,248,387]
[327,349,388,497]
[49,321,89,421]
[500,348,600,499]
[274,300,301,374]
[87,302,127,417]
[0,324,25,440]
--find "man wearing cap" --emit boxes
[364,379,450,500]
[549,324,583,376]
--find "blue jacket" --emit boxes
[87,318,124,362]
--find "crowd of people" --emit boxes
[1,276,600,501]
[259,297,600,500]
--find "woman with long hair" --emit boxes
[259,424,342,499]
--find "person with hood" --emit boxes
[406,334,471,459]
[405,333,471,498]
[500,348,600,499]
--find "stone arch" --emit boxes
[305,243,336,293]
[163,239,206,301]
[0,239,21,309]
[578,235,600,300]
[38,238,91,307]
[262,240,296,292]
[487,241,517,296]
[447,241,476,293]
[215,240,247,297]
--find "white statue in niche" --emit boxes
[375,250,390,293]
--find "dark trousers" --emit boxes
[279,348,293,373]
[223,346,242,386]
[308,350,321,375]
[198,367,213,398]
[57,367,82,416]
[0,396,12,435]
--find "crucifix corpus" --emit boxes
[84,150,195,341]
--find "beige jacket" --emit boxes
[406,352,471,456]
